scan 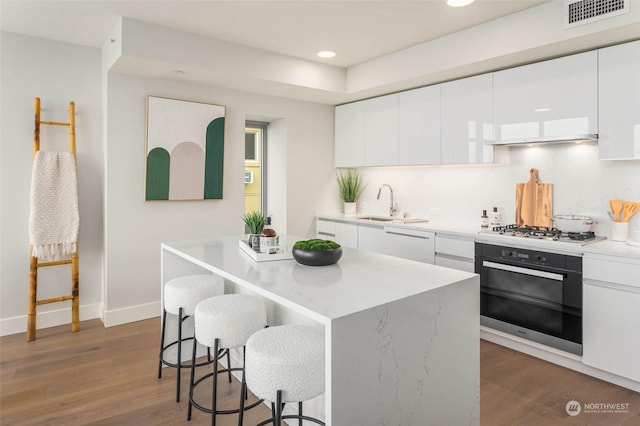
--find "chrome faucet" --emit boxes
[377,184,397,217]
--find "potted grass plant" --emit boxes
[336,168,365,216]
[242,211,266,250]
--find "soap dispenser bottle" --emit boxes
[490,207,501,227]
[481,210,489,228]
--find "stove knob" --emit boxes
[536,255,545,262]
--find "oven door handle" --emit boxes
[482,261,564,281]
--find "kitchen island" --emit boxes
[161,236,479,425]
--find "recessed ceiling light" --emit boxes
[447,0,474,7]
[317,51,336,59]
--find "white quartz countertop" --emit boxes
[582,239,640,261]
[317,212,481,238]
[162,235,478,324]
[318,213,640,261]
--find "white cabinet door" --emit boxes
[364,94,399,166]
[335,102,365,167]
[583,281,640,382]
[434,233,475,272]
[441,74,494,164]
[398,85,441,165]
[493,51,597,142]
[358,225,435,264]
[316,219,358,249]
[598,40,640,159]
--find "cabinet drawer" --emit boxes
[435,254,475,273]
[435,234,475,259]
[316,219,336,237]
[583,254,640,288]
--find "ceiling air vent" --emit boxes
[564,0,629,28]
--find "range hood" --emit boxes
[492,134,598,146]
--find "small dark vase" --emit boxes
[292,247,343,266]
[248,234,261,252]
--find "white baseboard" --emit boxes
[0,303,102,337]
[102,301,160,327]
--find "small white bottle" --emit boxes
[481,210,490,228]
[490,207,501,227]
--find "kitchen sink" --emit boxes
[356,215,393,222]
[355,215,428,224]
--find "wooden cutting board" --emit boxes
[515,168,553,228]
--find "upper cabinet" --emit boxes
[335,94,398,167]
[364,94,399,166]
[441,74,495,164]
[493,51,598,143]
[398,85,441,165]
[598,40,640,160]
[335,101,365,167]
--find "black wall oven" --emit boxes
[475,242,583,355]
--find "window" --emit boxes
[244,121,267,214]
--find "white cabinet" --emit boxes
[316,218,358,249]
[441,74,495,164]
[583,254,640,382]
[335,102,365,167]
[434,233,475,272]
[334,94,399,167]
[358,224,435,264]
[493,51,598,143]
[598,40,640,159]
[398,85,441,165]
[364,94,399,166]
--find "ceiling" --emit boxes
[1,0,549,68]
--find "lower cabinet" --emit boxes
[434,233,475,272]
[315,218,358,248]
[582,254,640,382]
[358,225,435,264]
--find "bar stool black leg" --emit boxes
[275,390,283,426]
[238,347,246,426]
[158,309,167,379]
[298,401,303,426]
[212,339,222,426]
[176,307,184,402]
[227,349,232,383]
[187,329,198,421]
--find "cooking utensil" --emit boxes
[609,199,623,222]
[621,201,639,223]
[515,168,553,228]
[552,215,594,233]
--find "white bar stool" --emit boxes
[244,324,325,426]
[158,274,225,402]
[188,293,267,425]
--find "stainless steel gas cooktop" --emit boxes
[477,224,606,253]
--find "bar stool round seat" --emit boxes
[158,274,225,402]
[245,324,325,426]
[188,294,267,424]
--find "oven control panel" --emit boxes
[501,249,547,263]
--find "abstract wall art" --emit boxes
[145,96,225,201]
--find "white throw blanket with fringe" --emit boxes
[29,151,79,260]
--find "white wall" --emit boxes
[0,32,103,335]
[103,73,336,326]
[355,144,640,238]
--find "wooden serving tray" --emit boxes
[515,168,553,228]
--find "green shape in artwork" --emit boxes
[204,117,225,199]
[146,147,170,200]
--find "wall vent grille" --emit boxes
[564,0,629,28]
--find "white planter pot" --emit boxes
[344,202,357,216]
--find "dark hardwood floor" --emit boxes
[1,318,638,425]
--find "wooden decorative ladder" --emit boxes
[28,97,79,341]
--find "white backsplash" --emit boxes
[354,143,640,238]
